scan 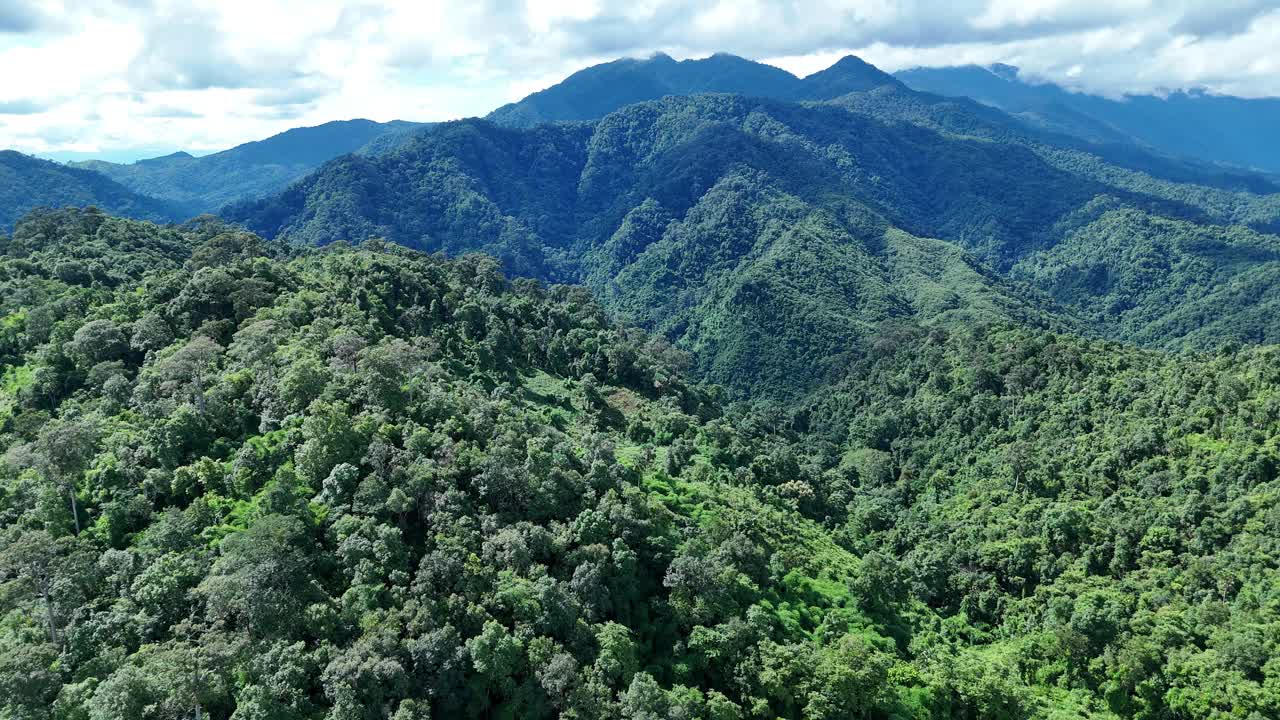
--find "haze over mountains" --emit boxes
[897,63,1280,174]
[68,119,426,216]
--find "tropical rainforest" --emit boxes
[3,51,1280,720]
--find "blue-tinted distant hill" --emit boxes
[0,150,181,232]
[486,52,904,127]
[896,64,1280,174]
[71,119,424,214]
[481,52,1274,194]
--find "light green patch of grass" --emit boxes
[0,364,34,424]
[614,443,644,469]
[521,369,573,404]
[1183,432,1231,454]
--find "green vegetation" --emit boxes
[227,90,1280,397]
[3,210,1280,718]
[1010,200,1280,347]
[800,323,1280,718]
[6,51,1280,720]
[0,211,917,720]
[0,151,181,232]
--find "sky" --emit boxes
[1,0,1278,163]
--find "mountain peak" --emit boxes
[136,150,194,166]
[799,54,901,97]
[623,51,676,67]
[828,54,876,70]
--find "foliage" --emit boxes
[6,50,1280,720]
[796,322,1280,718]
[0,152,180,232]
[0,213,920,719]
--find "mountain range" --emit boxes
[68,119,424,215]
[896,63,1280,174]
[486,52,903,127]
[7,51,1279,225]
[4,51,1280,397]
[5,49,1280,719]
[222,56,1280,397]
[0,150,182,231]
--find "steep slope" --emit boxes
[589,169,1058,393]
[897,63,1280,173]
[72,119,424,214]
[229,96,1090,395]
[0,151,180,232]
[227,89,1280,397]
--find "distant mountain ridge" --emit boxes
[8,51,1280,389]
[486,51,903,127]
[70,119,425,215]
[483,52,1278,195]
[896,63,1280,173]
[0,150,181,231]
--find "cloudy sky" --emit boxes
[2,0,1278,162]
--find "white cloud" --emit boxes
[1,0,1278,160]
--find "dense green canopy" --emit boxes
[2,210,1280,719]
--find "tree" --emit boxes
[66,319,127,367]
[131,312,174,356]
[0,640,61,720]
[32,417,98,533]
[0,529,66,644]
[467,620,524,705]
[198,514,321,638]
[155,336,223,415]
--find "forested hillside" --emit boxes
[228,99,1080,395]
[71,120,424,215]
[226,91,1280,396]
[0,152,181,232]
[3,210,1280,719]
[800,323,1280,719]
[4,43,1280,720]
